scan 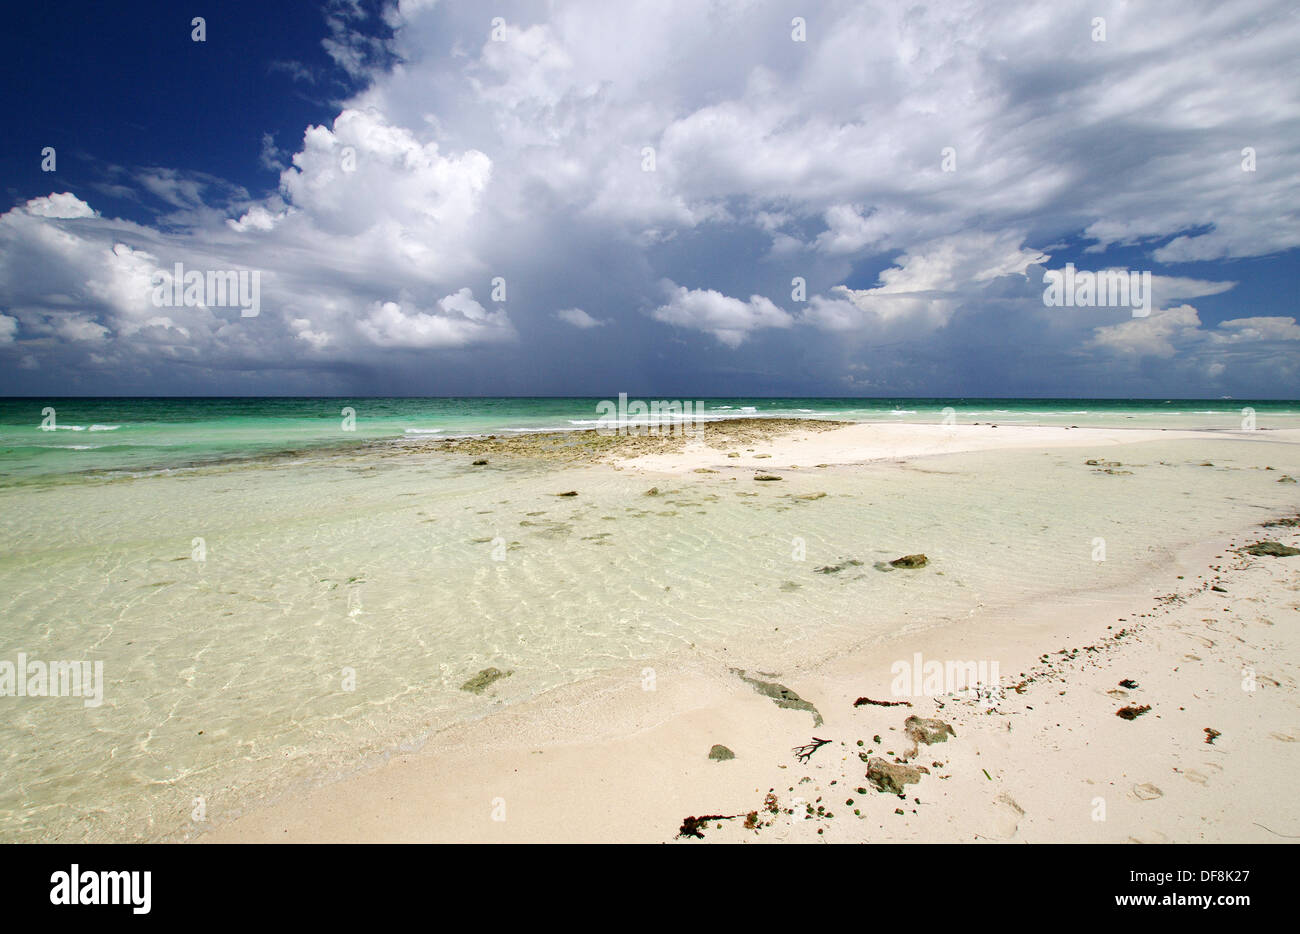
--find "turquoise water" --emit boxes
[2,397,1298,484]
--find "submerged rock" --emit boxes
[753,474,782,481]
[731,669,823,725]
[813,558,863,574]
[889,553,928,569]
[460,667,512,694]
[708,744,735,761]
[1243,541,1300,557]
[866,757,927,795]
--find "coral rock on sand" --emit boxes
[1243,541,1300,557]
[889,553,928,569]
[460,667,512,694]
[708,744,735,761]
[866,757,928,795]
[904,716,956,745]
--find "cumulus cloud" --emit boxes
[652,283,793,347]
[358,289,514,348]
[2,0,1299,395]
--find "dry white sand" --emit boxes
[201,423,1300,844]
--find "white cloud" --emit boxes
[23,193,96,219]
[358,289,514,348]
[651,284,793,347]
[813,231,1048,330]
[555,307,604,328]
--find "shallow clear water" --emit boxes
[0,427,1296,841]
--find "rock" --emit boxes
[889,553,928,569]
[1279,475,1297,483]
[754,474,782,481]
[460,667,512,694]
[645,487,659,496]
[693,468,718,474]
[904,716,956,745]
[1243,541,1300,557]
[471,459,488,466]
[556,491,579,497]
[708,744,735,761]
[866,757,927,795]
[792,492,827,500]
[1116,704,1151,720]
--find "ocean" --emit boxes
[3,396,1298,484]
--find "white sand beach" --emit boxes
[198,422,1300,844]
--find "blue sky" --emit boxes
[1,0,1297,397]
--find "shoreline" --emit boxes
[196,421,1300,844]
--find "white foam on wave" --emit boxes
[403,428,443,434]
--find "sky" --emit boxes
[1,0,1297,398]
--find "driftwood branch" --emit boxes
[792,736,832,763]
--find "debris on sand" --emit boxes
[677,814,740,839]
[889,553,928,569]
[854,696,912,708]
[1243,541,1300,557]
[556,490,579,497]
[1116,704,1151,720]
[1118,678,1139,689]
[1204,727,1221,745]
[460,667,512,694]
[904,716,956,745]
[731,669,823,725]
